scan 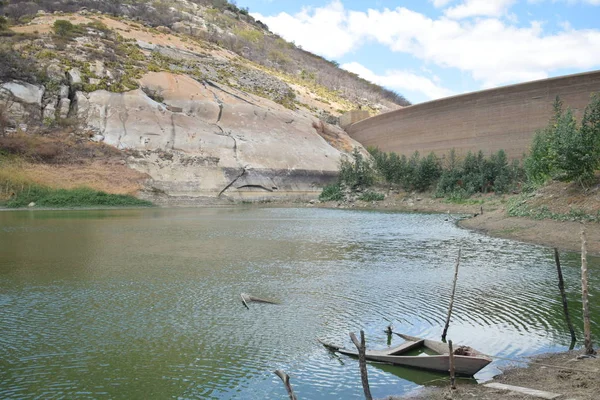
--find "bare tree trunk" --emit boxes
[350,331,372,400]
[448,340,456,390]
[274,370,298,400]
[554,248,576,344]
[442,248,461,341]
[580,230,595,355]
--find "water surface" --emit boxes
[0,207,598,399]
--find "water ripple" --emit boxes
[0,207,598,399]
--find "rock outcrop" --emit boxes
[0,81,45,128]
[67,72,361,200]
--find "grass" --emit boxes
[358,191,385,201]
[4,186,152,208]
[506,195,600,222]
[0,151,150,208]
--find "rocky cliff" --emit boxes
[0,7,384,202]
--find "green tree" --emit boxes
[339,148,376,190]
[0,16,8,31]
[53,20,77,37]
[413,152,441,192]
[525,94,600,187]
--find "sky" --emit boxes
[234,0,600,104]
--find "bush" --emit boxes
[339,148,376,190]
[524,95,600,187]
[369,148,441,192]
[319,183,343,201]
[0,45,39,82]
[53,20,81,38]
[359,191,384,201]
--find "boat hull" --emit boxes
[336,348,491,376]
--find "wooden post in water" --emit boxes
[274,370,298,400]
[442,248,461,341]
[448,340,456,390]
[350,330,373,400]
[554,248,576,344]
[580,229,595,355]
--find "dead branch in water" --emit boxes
[448,340,457,390]
[240,292,279,308]
[442,248,461,341]
[580,229,595,355]
[350,330,372,400]
[274,370,297,400]
[554,248,576,344]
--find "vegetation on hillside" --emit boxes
[0,131,151,208]
[0,0,409,110]
[320,147,523,203]
[4,186,152,208]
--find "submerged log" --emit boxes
[274,370,297,400]
[240,292,280,307]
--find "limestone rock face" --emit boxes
[76,72,361,200]
[1,81,44,105]
[67,68,82,86]
[0,81,45,125]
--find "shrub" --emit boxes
[319,183,343,201]
[524,95,600,187]
[339,148,376,190]
[53,20,81,38]
[359,191,384,201]
[0,45,39,82]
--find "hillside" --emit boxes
[0,0,408,204]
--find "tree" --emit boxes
[53,20,77,37]
[0,16,8,31]
[525,94,600,187]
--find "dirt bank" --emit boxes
[402,350,599,400]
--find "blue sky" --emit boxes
[234,0,600,104]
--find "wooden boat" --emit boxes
[319,333,492,376]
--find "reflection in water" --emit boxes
[0,207,598,399]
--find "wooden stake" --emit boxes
[350,330,373,400]
[442,248,461,341]
[554,248,576,344]
[240,293,249,310]
[274,370,298,400]
[448,340,456,390]
[580,229,595,355]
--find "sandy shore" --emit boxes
[401,350,599,400]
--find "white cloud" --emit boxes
[444,0,517,19]
[431,0,456,7]
[528,0,600,4]
[342,62,455,100]
[251,1,360,59]
[253,1,600,90]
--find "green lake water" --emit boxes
[0,207,598,399]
